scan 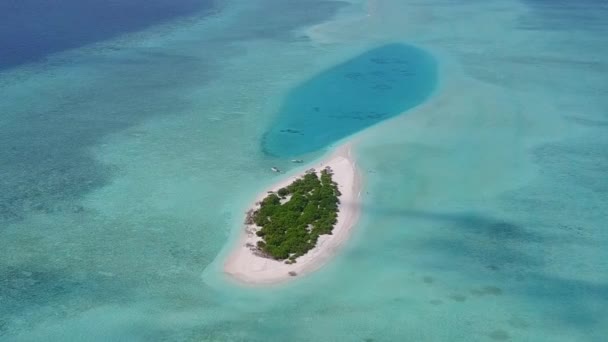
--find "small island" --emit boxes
[250,167,341,262]
[224,144,360,285]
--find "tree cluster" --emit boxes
[253,169,341,261]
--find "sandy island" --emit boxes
[224,144,361,285]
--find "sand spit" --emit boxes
[224,144,361,285]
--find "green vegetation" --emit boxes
[252,168,341,261]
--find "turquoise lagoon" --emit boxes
[262,44,436,157]
[1,0,607,341]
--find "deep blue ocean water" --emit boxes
[0,0,215,70]
[262,44,437,157]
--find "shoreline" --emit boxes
[224,143,362,285]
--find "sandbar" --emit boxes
[224,143,361,285]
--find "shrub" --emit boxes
[277,188,288,197]
[251,170,341,260]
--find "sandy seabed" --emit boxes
[224,144,362,285]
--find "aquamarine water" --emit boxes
[1,0,607,341]
[262,43,436,157]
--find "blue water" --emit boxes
[1,0,607,340]
[262,44,437,157]
[0,0,215,70]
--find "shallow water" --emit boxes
[1,0,607,341]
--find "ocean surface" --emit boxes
[0,0,218,71]
[1,0,607,341]
[262,43,437,157]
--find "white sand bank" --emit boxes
[224,144,361,285]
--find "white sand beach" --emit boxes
[224,144,361,285]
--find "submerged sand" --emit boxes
[224,144,361,285]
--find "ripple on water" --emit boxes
[470,285,504,297]
[488,329,511,341]
[449,294,467,302]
